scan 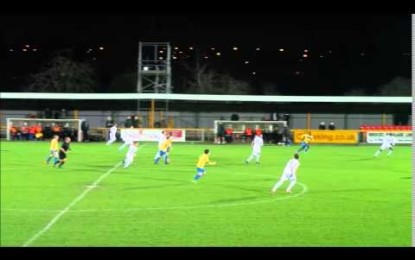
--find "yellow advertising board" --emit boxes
[293,130,359,144]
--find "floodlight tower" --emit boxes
[137,42,172,127]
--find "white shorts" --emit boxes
[380,144,392,150]
[281,172,296,182]
[125,153,135,162]
[51,150,59,157]
[252,148,261,156]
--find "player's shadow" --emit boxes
[220,177,274,183]
[122,182,187,191]
[79,164,121,169]
[214,183,265,193]
[138,175,187,184]
[310,188,382,193]
[200,196,260,205]
[122,175,190,191]
[345,158,373,162]
[96,165,120,169]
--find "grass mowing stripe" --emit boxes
[3,182,308,213]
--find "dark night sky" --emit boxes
[1,14,410,45]
[0,12,411,95]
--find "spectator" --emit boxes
[52,123,61,138]
[124,116,132,128]
[244,127,253,143]
[20,122,29,140]
[9,124,19,140]
[62,123,70,138]
[216,123,225,144]
[255,126,262,136]
[263,128,271,143]
[44,123,53,139]
[29,124,36,140]
[81,121,90,142]
[283,126,292,146]
[132,116,139,128]
[275,127,284,144]
[34,123,43,141]
[329,122,336,130]
[231,114,239,121]
[224,126,233,143]
[105,116,114,128]
[319,121,326,130]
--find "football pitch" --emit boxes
[0,141,412,246]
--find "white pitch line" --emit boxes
[21,162,122,247]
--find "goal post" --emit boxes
[6,118,85,142]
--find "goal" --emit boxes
[6,118,85,142]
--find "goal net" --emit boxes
[6,118,84,142]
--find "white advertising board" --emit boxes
[366,131,412,144]
[120,129,186,142]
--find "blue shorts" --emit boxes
[196,167,205,175]
[300,142,309,148]
[159,151,166,156]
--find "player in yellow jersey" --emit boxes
[45,135,59,165]
[297,132,314,153]
[154,134,173,165]
[193,149,216,182]
[165,134,173,164]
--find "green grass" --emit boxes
[0,141,411,246]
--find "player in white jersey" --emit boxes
[123,141,138,168]
[373,133,396,157]
[271,153,300,194]
[154,130,166,160]
[118,126,134,151]
[106,124,118,145]
[245,134,264,164]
